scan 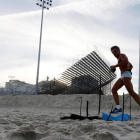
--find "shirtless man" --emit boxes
[110,46,140,113]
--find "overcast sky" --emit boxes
[0,0,140,95]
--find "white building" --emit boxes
[4,80,35,95]
[0,87,4,96]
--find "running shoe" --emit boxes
[110,108,122,114]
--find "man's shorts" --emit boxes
[121,71,132,80]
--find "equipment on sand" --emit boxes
[60,77,131,121]
[102,112,130,121]
[60,114,101,120]
[60,112,130,121]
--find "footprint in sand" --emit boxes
[0,119,9,125]
[91,131,118,140]
[9,130,51,140]
[9,131,37,140]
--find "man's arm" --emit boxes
[110,54,128,70]
[115,54,128,67]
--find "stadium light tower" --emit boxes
[138,31,140,97]
[35,0,52,95]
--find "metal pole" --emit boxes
[139,31,140,96]
[86,101,89,117]
[80,97,82,116]
[110,70,111,94]
[130,95,131,121]
[35,0,45,95]
[98,74,101,115]
[122,92,124,121]
[107,104,113,121]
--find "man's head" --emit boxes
[111,46,120,58]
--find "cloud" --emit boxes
[0,0,140,94]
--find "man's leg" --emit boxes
[123,77,140,106]
[112,78,124,105]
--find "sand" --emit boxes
[0,94,140,140]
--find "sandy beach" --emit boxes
[0,94,140,140]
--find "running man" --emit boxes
[110,46,140,113]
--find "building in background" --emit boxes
[3,80,35,95]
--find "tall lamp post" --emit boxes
[35,0,52,95]
[139,32,140,96]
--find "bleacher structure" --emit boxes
[55,46,116,95]
[40,46,116,95]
